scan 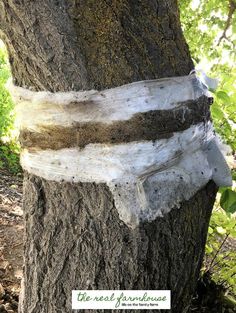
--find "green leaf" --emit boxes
[216,226,227,235]
[216,89,230,103]
[211,104,225,120]
[205,245,213,254]
[208,226,214,234]
[228,202,236,214]
[220,189,236,213]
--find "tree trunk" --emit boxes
[0,1,217,313]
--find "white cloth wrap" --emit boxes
[9,75,232,228]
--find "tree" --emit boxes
[0,1,218,312]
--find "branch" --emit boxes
[217,0,236,45]
[207,233,229,271]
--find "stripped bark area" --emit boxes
[0,1,217,313]
[19,96,211,150]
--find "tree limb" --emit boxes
[217,0,236,45]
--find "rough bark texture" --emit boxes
[22,176,217,313]
[0,0,193,91]
[0,1,218,313]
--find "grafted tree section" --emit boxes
[0,1,218,313]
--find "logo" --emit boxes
[72,290,171,310]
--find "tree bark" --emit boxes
[0,1,217,313]
[0,0,193,92]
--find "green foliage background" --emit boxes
[180,0,236,149]
[0,43,20,173]
[180,0,236,298]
